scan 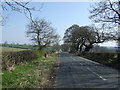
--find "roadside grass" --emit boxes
[78,52,119,70]
[2,53,58,88]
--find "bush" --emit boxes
[35,50,44,58]
[79,52,117,63]
[2,50,37,70]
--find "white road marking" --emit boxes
[87,67,107,81]
[78,56,99,65]
[70,57,83,65]
[79,63,82,65]
[70,56,107,81]
[70,57,77,61]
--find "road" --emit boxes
[55,52,120,88]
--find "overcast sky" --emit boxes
[1,2,117,47]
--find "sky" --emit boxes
[1,2,117,47]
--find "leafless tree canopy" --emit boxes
[26,18,60,50]
[0,0,42,25]
[89,0,120,25]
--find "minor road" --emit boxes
[55,52,119,88]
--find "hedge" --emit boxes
[2,50,37,70]
[78,52,119,70]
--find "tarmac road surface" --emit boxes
[55,52,120,88]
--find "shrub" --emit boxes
[35,50,44,58]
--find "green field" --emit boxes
[1,44,38,50]
[1,46,27,52]
[1,44,56,52]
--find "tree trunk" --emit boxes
[38,45,42,50]
[79,43,84,52]
[76,42,80,52]
[84,44,93,52]
[37,31,42,50]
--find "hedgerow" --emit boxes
[2,50,37,70]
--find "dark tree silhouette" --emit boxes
[63,24,117,53]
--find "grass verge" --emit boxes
[2,53,59,88]
[78,52,119,70]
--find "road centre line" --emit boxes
[70,56,107,81]
[70,57,83,65]
[87,67,107,81]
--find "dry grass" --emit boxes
[1,46,27,52]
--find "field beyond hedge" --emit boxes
[1,46,27,52]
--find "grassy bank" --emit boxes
[78,52,119,70]
[2,52,59,88]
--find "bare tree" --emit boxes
[63,24,80,52]
[26,18,59,50]
[63,24,117,53]
[0,0,42,25]
[89,0,120,25]
[89,0,120,53]
[82,26,116,52]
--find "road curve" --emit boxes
[55,52,119,88]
